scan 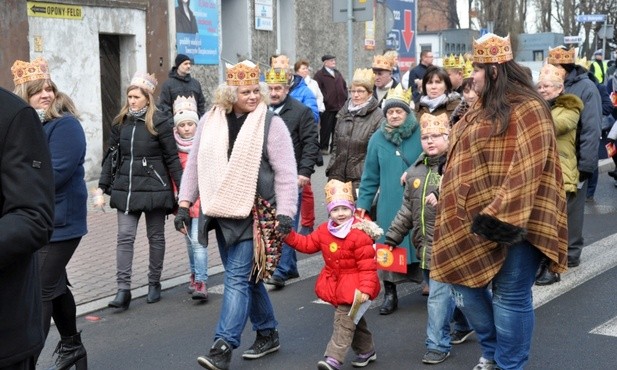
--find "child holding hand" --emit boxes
[283,179,382,370]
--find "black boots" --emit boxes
[197,338,233,370]
[108,289,131,311]
[47,332,87,370]
[379,281,398,315]
[535,259,560,286]
[147,282,161,303]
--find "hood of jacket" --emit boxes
[168,67,191,82]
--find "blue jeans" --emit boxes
[451,240,541,370]
[186,218,208,282]
[273,190,301,280]
[214,230,278,349]
[422,269,471,353]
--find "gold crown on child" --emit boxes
[226,61,260,86]
[385,84,412,105]
[473,33,513,64]
[11,57,50,86]
[130,72,158,94]
[420,113,450,135]
[264,68,288,84]
[547,46,576,65]
[463,57,474,79]
[173,95,198,114]
[324,179,355,205]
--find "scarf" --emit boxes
[328,217,354,238]
[128,106,148,117]
[419,94,448,113]
[347,99,371,113]
[35,109,46,123]
[381,114,417,146]
[174,130,193,153]
[197,102,267,218]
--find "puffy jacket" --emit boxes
[284,220,380,306]
[326,97,382,191]
[386,153,443,270]
[551,94,583,193]
[158,68,206,119]
[99,113,183,214]
[289,75,319,123]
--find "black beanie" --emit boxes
[383,99,411,116]
[175,54,191,68]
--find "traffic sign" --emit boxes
[332,0,373,23]
[576,14,607,23]
[564,36,583,44]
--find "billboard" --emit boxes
[385,0,417,70]
[175,0,219,65]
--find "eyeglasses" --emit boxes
[421,133,446,142]
[349,89,367,94]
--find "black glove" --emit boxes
[578,171,592,182]
[174,207,191,232]
[384,237,397,251]
[276,215,294,236]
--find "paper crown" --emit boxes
[271,55,290,70]
[443,54,465,70]
[472,33,513,64]
[463,58,474,79]
[352,68,375,87]
[226,60,260,86]
[372,55,393,71]
[384,84,412,105]
[575,56,590,70]
[173,95,198,114]
[264,68,288,84]
[420,113,450,135]
[130,72,158,94]
[547,46,576,65]
[538,63,566,84]
[11,57,50,86]
[324,179,355,205]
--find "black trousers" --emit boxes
[319,110,338,152]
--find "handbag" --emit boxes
[251,194,283,282]
[102,144,121,195]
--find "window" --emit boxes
[533,50,544,62]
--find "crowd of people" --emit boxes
[2,32,616,370]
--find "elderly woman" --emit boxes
[12,57,88,369]
[175,61,298,370]
[535,63,584,286]
[326,68,382,192]
[356,85,422,315]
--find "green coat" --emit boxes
[551,93,583,194]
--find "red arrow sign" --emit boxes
[402,9,414,52]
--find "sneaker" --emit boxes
[472,356,497,370]
[317,357,341,370]
[422,350,450,364]
[242,329,280,359]
[265,275,286,288]
[188,273,196,294]
[351,350,376,367]
[197,338,232,370]
[451,329,475,344]
[192,281,208,301]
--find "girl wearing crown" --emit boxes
[431,33,568,370]
[283,179,382,370]
[12,57,89,369]
[95,71,183,310]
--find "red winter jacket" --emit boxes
[175,151,201,218]
[284,219,380,306]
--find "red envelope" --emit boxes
[374,244,407,273]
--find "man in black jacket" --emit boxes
[158,54,206,120]
[264,68,319,288]
[0,87,54,369]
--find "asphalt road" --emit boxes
[36,160,617,369]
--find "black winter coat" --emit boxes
[0,88,54,367]
[99,113,183,214]
[276,96,320,178]
[158,68,206,119]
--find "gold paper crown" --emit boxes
[264,68,288,84]
[575,56,590,70]
[271,55,290,70]
[538,63,566,84]
[352,68,375,87]
[173,95,198,114]
[11,57,50,86]
[444,54,465,70]
[372,55,393,71]
[384,84,412,105]
[463,59,474,79]
[473,33,513,64]
[547,46,576,65]
[420,113,450,135]
[324,179,355,205]
[130,72,158,94]
[226,60,260,86]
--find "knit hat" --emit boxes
[175,54,191,68]
[594,49,603,56]
[324,179,355,213]
[382,84,412,115]
[173,95,199,126]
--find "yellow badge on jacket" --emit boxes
[413,178,421,189]
[329,242,338,253]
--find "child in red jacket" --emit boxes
[283,179,382,370]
